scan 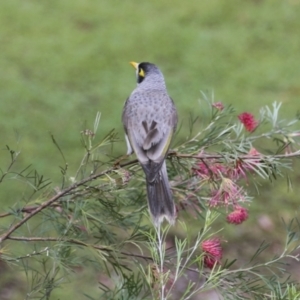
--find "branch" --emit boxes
[6,247,50,262]
[172,150,300,160]
[1,150,299,240]
[0,165,113,243]
[6,236,153,261]
[0,204,62,218]
[0,156,141,242]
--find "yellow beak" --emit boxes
[130,61,139,70]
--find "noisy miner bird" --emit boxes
[122,62,178,225]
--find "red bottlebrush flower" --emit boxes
[209,178,244,207]
[202,238,222,269]
[209,189,231,207]
[193,161,227,179]
[212,102,224,111]
[238,112,258,132]
[227,206,249,225]
[228,159,247,181]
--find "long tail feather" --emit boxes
[146,161,175,225]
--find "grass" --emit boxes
[0,0,300,298]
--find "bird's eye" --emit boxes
[137,67,145,83]
[138,68,145,78]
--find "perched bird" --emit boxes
[122,62,178,225]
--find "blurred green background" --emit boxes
[1,0,300,298]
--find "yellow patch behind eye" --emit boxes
[139,68,145,77]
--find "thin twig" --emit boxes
[0,204,62,218]
[6,236,153,260]
[6,235,201,274]
[173,151,300,160]
[6,247,50,262]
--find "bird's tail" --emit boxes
[146,161,176,226]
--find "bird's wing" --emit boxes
[146,126,173,162]
[148,99,178,160]
[123,109,149,163]
[123,94,178,181]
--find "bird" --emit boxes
[122,61,178,225]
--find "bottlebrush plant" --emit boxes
[0,95,299,300]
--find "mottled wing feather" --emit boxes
[146,128,173,162]
[126,121,149,163]
[143,127,159,150]
[123,94,177,180]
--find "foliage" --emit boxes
[0,97,300,299]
